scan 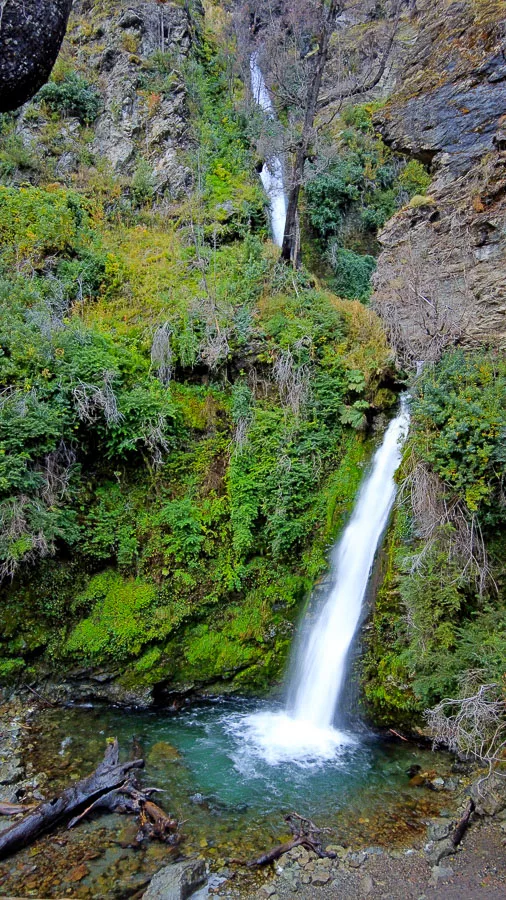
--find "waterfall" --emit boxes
[239,398,410,764]
[250,54,287,247]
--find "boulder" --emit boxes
[471,773,506,817]
[142,859,207,900]
[0,0,73,111]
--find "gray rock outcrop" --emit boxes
[372,0,506,361]
[14,1,195,197]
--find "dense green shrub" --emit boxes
[131,159,155,207]
[304,104,431,300]
[38,73,102,124]
[328,247,376,301]
[411,351,506,520]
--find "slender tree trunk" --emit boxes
[281,0,340,264]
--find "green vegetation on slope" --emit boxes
[303,103,431,300]
[0,165,393,694]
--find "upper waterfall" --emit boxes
[250,54,287,247]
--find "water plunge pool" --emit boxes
[0,698,458,899]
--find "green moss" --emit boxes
[64,572,159,663]
[0,657,25,681]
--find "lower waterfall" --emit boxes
[240,398,410,763]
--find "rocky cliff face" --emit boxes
[372,0,506,362]
[15,0,195,197]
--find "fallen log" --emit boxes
[0,739,143,860]
[67,782,180,845]
[452,798,475,847]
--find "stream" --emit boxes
[0,699,459,899]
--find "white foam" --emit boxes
[229,710,356,767]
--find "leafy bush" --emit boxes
[304,104,430,297]
[305,158,363,239]
[0,185,89,266]
[328,247,376,301]
[131,159,155,207]
[411,351,506,520]
[38,73,102,124]
[397,159,432,198]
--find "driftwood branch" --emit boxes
[0,739,154,860]
[0,802,37,816]
[247,812,336,868]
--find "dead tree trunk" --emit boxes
[0,740,143,860]
[452,799,475,847]
[280,0,340,265]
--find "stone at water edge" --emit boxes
[424,837,457,866]
[471,773,506,817]
[142,859,207,900]
[429,864,453,885]
[426,818,453,842]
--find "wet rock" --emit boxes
[142,859,207,900]
[148,742,181,766]
[430,777,445,792]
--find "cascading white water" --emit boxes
[289,397,410,728]
[239,398,410,764]
[250,54,287,247]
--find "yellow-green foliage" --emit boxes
[0,185,88,266]
[0,8,398,698]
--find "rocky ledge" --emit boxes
[372,0,506,361]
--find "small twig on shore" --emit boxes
[24,684,56,707]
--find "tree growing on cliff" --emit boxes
[239,0,404,265]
